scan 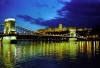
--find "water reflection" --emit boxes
[0,41,99,68]
[0,44,16,68]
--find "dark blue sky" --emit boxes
[0,0,100,31]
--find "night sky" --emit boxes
[0,0,100,31]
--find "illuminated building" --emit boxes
[38,24,67,33]
[4,18,16,34]
[37,24,90,37]
[59,23,62,29]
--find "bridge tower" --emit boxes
[4,18,16,34]
[68,27,77,41]
[68,27,76,37]
[2,18,16,44]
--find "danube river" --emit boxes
[0,40,100,68]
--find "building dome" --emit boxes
[58,24,62,29]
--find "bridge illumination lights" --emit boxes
[5,18,15,22]
[3,36,9,40]
[69,38,77,41]
[11,36,16,40]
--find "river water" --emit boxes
[0,40,100,68]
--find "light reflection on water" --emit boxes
[0,41,99,68]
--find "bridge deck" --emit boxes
[0,34,86,39]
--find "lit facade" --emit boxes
[37,24,90,36]
[38,24,68,33]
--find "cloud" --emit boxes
[57,0,71,3]
[33,1,48,8]
[17,15,70,28]
[57,0,100,27]
[17,0,100,28]
[17,15,43,24]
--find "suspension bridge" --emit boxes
[0,18,87,43]
[0,24,87,41]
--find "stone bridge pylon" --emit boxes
[4,18,16,34]
[2,18,17,44]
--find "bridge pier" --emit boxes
[2,36,17,44]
